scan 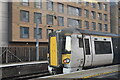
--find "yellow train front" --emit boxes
[47,28,119,74]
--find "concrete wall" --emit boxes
[0,1,8,47]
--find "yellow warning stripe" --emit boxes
[82,71,118,78]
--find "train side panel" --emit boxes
[90,36,113,66]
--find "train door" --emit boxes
[83,35,93,67]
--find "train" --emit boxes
[47,28,120,74]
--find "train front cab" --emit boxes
[48,32,74,74]
[48,32,85,74]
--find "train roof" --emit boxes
[55,28,119,37]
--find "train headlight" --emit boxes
[63,58,70,63]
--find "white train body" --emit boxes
[48,28,119,74]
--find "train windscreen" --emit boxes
[62,36,71,54]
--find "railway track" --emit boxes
[2,71,50,80]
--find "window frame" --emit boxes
[91,11,96,19]
[84,21,89,29]
[67,5,81,16]
[104,24,108,31]
[104,14,108,21]
[21,0,29,6]
[98,2,102,10]
[58,3,64,13]
[58,16,64,26]
[98,13,102,20]
[47,14,53,25]
[67,18,81,28]
[103,4,107,11]
[34,0,42,8]
[34,12,42,24]
[20,10,29,22]
[47,0,53,11]
[84,9,89,18]
[91,3,96,8]
[98,23,102,31]
[20,27,29,38]
[34,28,42,39]
[92,22,96,30]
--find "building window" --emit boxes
[34,28,42,39]
[68,18,81,28]
[84,2,89,6]
[20,27,29,38]
[91,3,96,8]
[58,16,64,26]
[47,29,53,39]
[76,0,82,4]
[21,0,29,6]
[20,10,29,22]
[47,14,53,25]
[58,3,64,13]
[103,4,107,11]
[98,2,102,10]
[34,0,42,8]
[84,21,89,29]
[104,24,108,31]
[47,0,53,11]
[79,20,82,28]
[98,13,102,20]
[91,11,96,19]
[92,22,96,30]
[84,9,89,18]
[104,14,108,21]
[34,12,42,24]
[98,23,102,31]
[68,6,82,16]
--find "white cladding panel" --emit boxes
[0,2,8,47]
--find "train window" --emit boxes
[79,38,83,48]
[62,36,71,54]
[94,41,112,54]
[85,39,90,55]
[65,36,72,52]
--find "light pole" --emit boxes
[36,18,39,61]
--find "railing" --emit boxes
[0,47,48,64]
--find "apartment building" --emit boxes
[110,1,119,34]
[1,0,110,47]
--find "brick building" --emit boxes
[0,0,110,47]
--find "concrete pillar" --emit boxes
[0,1,9,47]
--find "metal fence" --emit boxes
[0,47,48,64]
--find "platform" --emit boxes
[1,61,48,79]
[33,64,119,79]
